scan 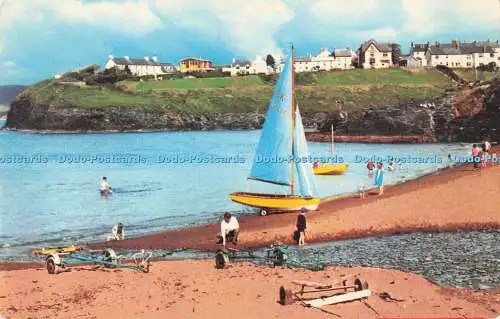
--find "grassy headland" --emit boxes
[18,68,454,114]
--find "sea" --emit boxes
[0,119,474,260]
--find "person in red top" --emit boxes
[472,144,480,169]
[366,161,375,176]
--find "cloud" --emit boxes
[1,60,15,67]
[153,0,294,57]
[349,28,399,42]
[310,0,379,24]
[0,0,161,36]
[402,0,500,36]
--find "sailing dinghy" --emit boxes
[313,124,349,175]
[230,46,320,216]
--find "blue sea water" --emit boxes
[0,119,471,260]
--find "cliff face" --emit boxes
[6,96,264,131]
[310,79,500,143]
[5,79,499,143]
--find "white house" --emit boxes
[331,48,356,69]
[275,47,356,73]
[222,55,271,76]
[104,55,177,77]
[419,40,500,68]
[357,39,393,69]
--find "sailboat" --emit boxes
[229,45,320,216]
[313,124,349,175]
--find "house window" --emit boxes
[435,55,439,59]
[467,56,471,60]
[490,53,495,58]
[467,62,472,66]
[498,57,500,61]
[382,53,388,57]
[370,53,374,57]
[446,62,449,66]
[446,55,448,58]
[479,53,484,57]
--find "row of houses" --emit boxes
[103,38,499,79]
[104,55,214,77]
[410,40,500,68]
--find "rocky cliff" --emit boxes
[309,78,500,143]
[5,79,499,143]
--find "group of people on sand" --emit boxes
[216,208,310,248]
[472,140,493,169]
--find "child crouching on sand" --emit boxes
[358,181,367,199]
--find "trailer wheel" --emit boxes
[103,248,118,268]
[354,278,363,291]
[260,209,268,216]
[46,256,59,274]
[215,251,229,269]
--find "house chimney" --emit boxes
[144,56,150,62]
[124,56,130,61]
[411,42,414,48]
[108,54,114,60]
[152,56,158,63]
[232,57,236,64]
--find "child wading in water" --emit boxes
[374,162,384,195]
[358,181,367,199]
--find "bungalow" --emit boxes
[420,40,500,68]
[399,55,422,68]
[179,57,214,73]
[104,55,176,77]
[357,39,393,69]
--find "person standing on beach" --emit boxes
[366,161,375,176]
[374,162,384,195]
[296,208,307,246]
[472,144,480,169]
[448,153,453,169]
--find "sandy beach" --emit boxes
[1,260,499,319]
[1,150,499,318]
[87,161,500,253]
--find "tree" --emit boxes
[266,54,276,70]
[390,43,401,66]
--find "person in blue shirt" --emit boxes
[374,162,384,195]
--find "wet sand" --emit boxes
[1,260,499,319]
[87,162,500,253]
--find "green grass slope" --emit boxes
[18,69,454,114]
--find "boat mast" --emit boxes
[290,44,295,195]
[330,124,334,155]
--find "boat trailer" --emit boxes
[215,244,288,269]
[214,244,325,271]
[279,278,371,308]
[33,246,152,274]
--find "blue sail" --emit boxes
[248,51,294,186]
[293,106,319,197]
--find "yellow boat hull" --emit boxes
[313,163,349,175]
[229,192,320,212]
[32,245,81,256]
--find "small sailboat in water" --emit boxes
[229,45,320,216]
[313,124,349,175]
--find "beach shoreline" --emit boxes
[1,151,499,270]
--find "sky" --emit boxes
[0,0,499,85]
